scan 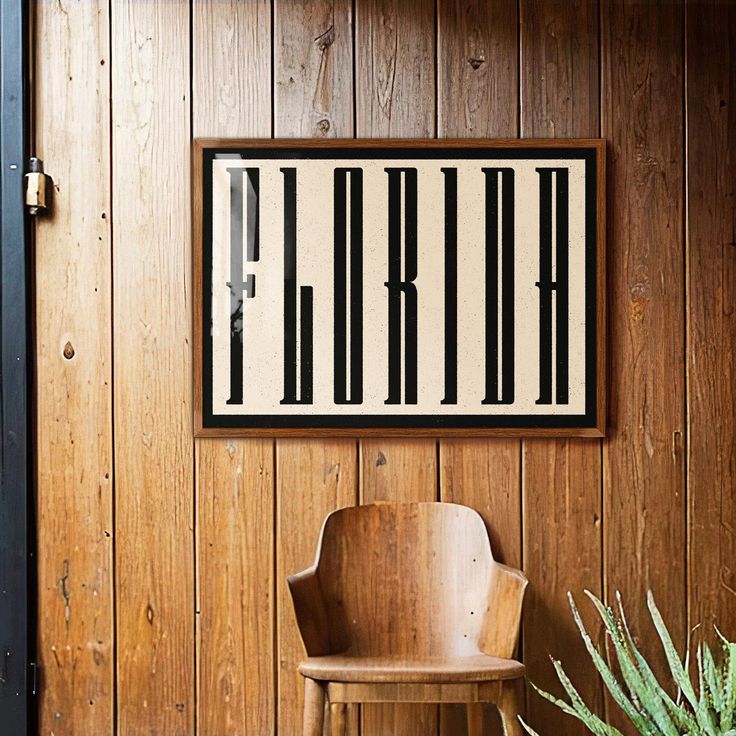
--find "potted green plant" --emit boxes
[521,591,736,735]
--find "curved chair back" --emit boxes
[312,502,495,658]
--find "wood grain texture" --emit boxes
[438,0,518,138]
[439,442,521,736]
[437,3,519,731]
[356,2,437,732]
[272,4,358,735]
[327,681,507,704]
[436,458,526,736]
[111,0,194,732]
[277,440,358,736]
[519,1,604,732]
[686,0,736,643]
[193,0,271,138]
[299,656,525,682]
[356,0,435,138]
[290,505,528,735]
[34,1,114,733]
[195,440,274,735]
[360,442,437,506]
[274,0,353,138]
[193,137,603,151]
[192,3,275,734]
[522,440,602,727]
[303,677,327,736]
[440,442,521,569]
[520,0,598,139]
[601,0,686,728]
[360,442,438,735]
[290,503,526,661]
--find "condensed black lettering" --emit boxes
[280,167,314,405]
[440,167,458,405]
[482,167,515,405]
[384,168,418,405]
[333,168,364,404]
[225,167,259,405]
[535,167,570,405]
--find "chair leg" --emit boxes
[497,679,524,736]
[466,702,485,735]
[303,678,326,736]
[330,703,347,736]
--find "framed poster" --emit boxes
[193,139,605,437]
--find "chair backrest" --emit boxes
[313,502,495,658]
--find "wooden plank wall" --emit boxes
[33,1,735,735]
[35,2,114,733]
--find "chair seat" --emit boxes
[298,654,525,683]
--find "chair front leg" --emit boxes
[330,702,347,736]
[303,677,326,736]
[497,679,524,736]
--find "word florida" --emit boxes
[221,164,575,407]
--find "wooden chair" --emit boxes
[288,502,528,735]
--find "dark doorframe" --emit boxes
[0,0,33,733]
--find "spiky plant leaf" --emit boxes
[549,657,626,736]
[704,642,724,713]
[695,643,719,735]
[524,591,736,735]
[616,592,699,734]
[569,593,659,735]
[721,640,736,731]
[518,716,543,736]
[585,591,679,736]
[647,591,700,711]
[528,678,619,736]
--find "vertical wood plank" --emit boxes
[519,1,603,732]
[195,440,274,735]
[356,0,435,139]
[111,1,194,732]
[686,0,736,643]
[522,441,602,726]
[601,0,686,728]
[35,1,114,733]
[437,0,518,139]
[193,0,271,138]
[437,3,520,732]
[273,4,357,735]
[361,441,438,505]
[356,2,437,734]
[192,3,275,734]
[440,443,521,568]
[274,0,353,138]
[276,441,358,736]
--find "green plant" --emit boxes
[520,591,736,736]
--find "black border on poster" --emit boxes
[200,145,598,431]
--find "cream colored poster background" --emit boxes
[209,157,588,417]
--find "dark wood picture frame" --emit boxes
[193,138,606,438]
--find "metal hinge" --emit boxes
[24,157,50,215]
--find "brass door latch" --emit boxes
[24,157,50,215]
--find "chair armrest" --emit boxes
[287,567,331,656]
[480,562,529,659]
